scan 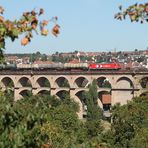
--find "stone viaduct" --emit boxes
[0,69,148,118]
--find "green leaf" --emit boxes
[0,40,5,49]
[12,29,20,37]
[0,27,6,35]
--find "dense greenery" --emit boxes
[0,92,78,147]
[101,96,148,148]
[84,80,103,139]
[0,80,148,147]
[1,80,148,147]
[0,89,103,147]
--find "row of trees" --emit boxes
[103,96,148,148]
[0,80,148,147]
[0,81,104,147]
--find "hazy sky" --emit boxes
[1,0,148,54]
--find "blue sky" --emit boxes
[1,0,148,54]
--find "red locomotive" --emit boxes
[89,62,121,70]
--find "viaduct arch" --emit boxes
[0,70,147,119]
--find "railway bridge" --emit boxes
[0,69,148,118]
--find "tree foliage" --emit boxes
[1,85,148,147]
[85,79,103,121]
[103,96,148,148]
[115,2,148,23]
[0,90,98,147]
[0,92,80,147]
[84,80,103,140]
[0,6,60,61]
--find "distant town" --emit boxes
[4,49,148,70]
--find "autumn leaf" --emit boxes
[0,6,60,50]
[52,24,60,37]
[21,37,29,46]
[42,20,49,26]
[0,15,4,22]
[41,29,48,36]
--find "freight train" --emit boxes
[0,62,122,70]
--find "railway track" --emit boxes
[0,69,148,75]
